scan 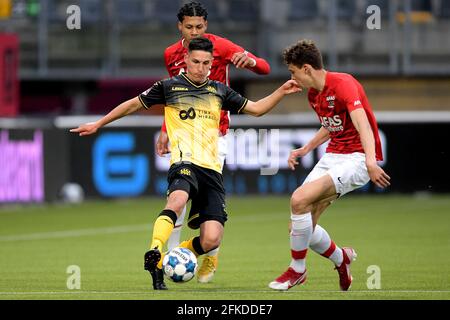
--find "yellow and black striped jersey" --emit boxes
[139,73,248,173]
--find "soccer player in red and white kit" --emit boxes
[269,40,390,291]
[156,1,271,284]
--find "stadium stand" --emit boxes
[438,0,450,18]
[1,0,449,115]
[287,0,320,21]
[226,0,259,22]
[199,0,226,21]
[79,0,103,24]
[115,0,147,24]
[152,0,181,24]
[336,0,356,19]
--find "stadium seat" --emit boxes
[79,0,103,24]
[152,0,181,24]
[397,0,433,23]
[200,0,225,21]
[115,0,146,23]
[336,0,356,19]
[227,0,259,22]
[47,0,69,23]
[411,0,432,11]
[365,0,389,13]
[288,0,319,21]
[438,0,450,18]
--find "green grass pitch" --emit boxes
[0,195,449,300]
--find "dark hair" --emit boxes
[188,37,213,54]
[177,1,208,22]
[283,39,323,70]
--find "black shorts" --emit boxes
[167,162,227,229]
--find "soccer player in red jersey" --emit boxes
[157,1,271,284]
[269,40,390,291]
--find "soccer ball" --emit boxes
[60,183,84,204]
[162,247,198,282]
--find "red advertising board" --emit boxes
[0,33,19,117]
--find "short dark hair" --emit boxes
[177,1,208,22]
[283,39,323,70]
[188,37,213,54]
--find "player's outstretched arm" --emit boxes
[231,51,270,74]
[243,80,300,117]
[350,108,390,188]
[288,127,330,170]
[70,97,143,136]
[220,37,270,74]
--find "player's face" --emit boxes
[178,16,208,44]
[184,50,213,83]
[288,64,313,89]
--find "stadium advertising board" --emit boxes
[0,129,44,203]
[5,118,449,202]
[67,125,389,198]
[0,128,68,203]
[4,117,449,202]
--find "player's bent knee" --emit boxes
[200,236,221,252]
[290,193,311,214]
[165,193,189,215]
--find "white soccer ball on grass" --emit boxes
[162,247,198,282]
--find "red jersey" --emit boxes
[162,33,270,135]
[307,72,383,161]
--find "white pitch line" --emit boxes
[0,290,449,295]
[0,224,150,242]
[0,212,286,243]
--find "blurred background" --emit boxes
[1,0,450,203]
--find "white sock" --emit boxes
[167,206,187,251]
[309,225,343,266]
[289,213,312,273]
[309,224,323,246]
[206,247,219,257]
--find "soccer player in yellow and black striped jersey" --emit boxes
[70,37,300,290]
[139,70,247,174]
